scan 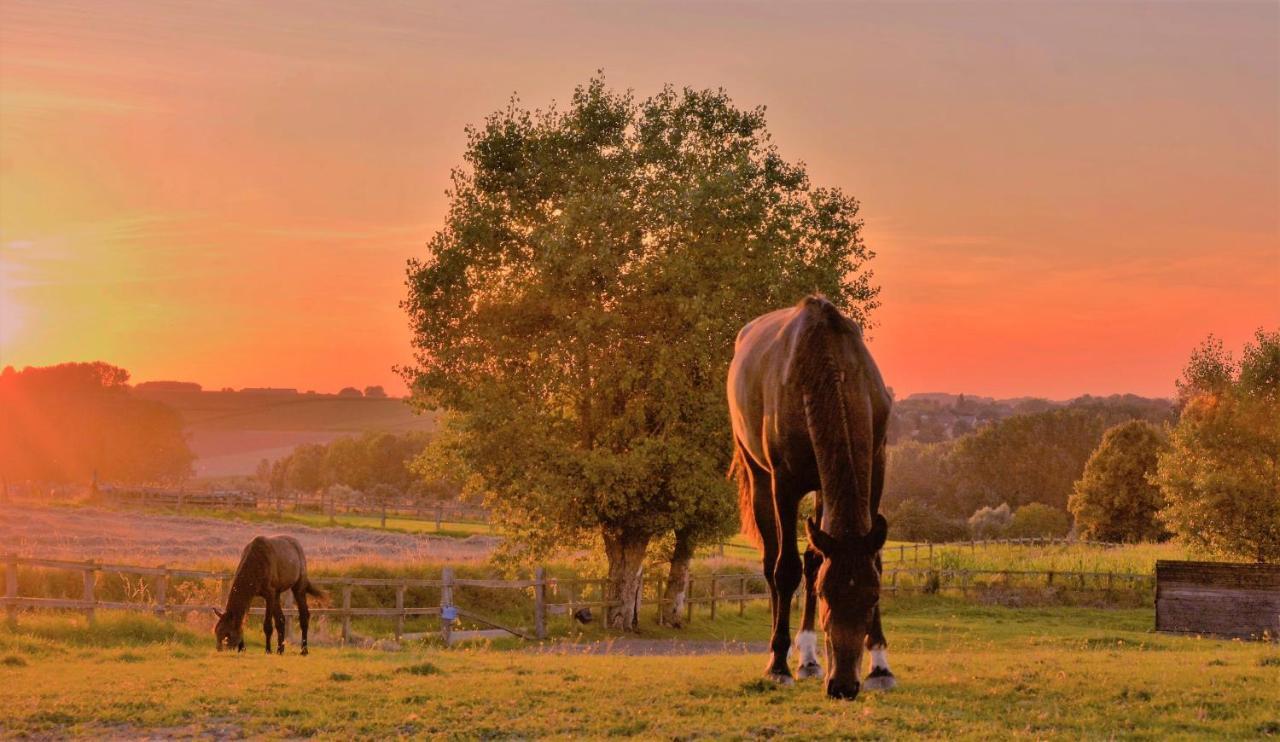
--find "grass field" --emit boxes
[2,596,1276,739]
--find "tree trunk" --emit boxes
[662,528,695,627]
[603,527,649,631]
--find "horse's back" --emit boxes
[728,303,811,471]
[259,535,308,590]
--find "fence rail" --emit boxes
[3,553,1155,645]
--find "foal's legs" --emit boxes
[796,497,824,679]
[293,585,310,656]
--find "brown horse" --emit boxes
[214,535,323,655]
[727,296,893,700]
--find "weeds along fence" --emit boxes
[3,554,1155,642]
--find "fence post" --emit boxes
[83,562,96,624]
[899,544,905,563]
[340,583,353,644]
[655,576,664,625]
[534,567,547,640]
[567,581,578,629]
[155,567,169,617]
[440,567,454,645]
[739,575,746,616]
[709,576,718,621]
[5,554,16,627]
[394,583,406,641]
[686,576,694,624]
[435,506,443,532]
[928,543,934,565]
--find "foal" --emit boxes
[214,535,323,655]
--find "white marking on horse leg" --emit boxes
[794,630,821,678]
[864,645,896,691]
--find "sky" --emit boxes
[1,1,1276,400]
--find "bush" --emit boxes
[1006,503,1070,539]
[968,503,1011,539]
[1069,421,1168,542]
[885,499,968,543]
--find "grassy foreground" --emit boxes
[2,598,1277,739]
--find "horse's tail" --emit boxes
[730,441,762,548]
[792,295,873,535]
[304,581,327,602]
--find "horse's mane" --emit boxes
[789,296,872,537]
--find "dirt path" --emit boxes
[0,504,496,565]
[531,638,770,656]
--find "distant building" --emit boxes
[240,387,299,396]
[135,380,202,392]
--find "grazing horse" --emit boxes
[727,296,893,700]
[214,535,323,655]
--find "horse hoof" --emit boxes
[796,662,823,680]
[301,648,309,657]
[766,671,795,686]
[277,648,285,656]
[863,669,896,691]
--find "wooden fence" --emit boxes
[3,554,1155,645]
[100,486,258,509]
[1155,560,1280,640]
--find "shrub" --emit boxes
[885,499,968,543]
[968,503,1012,539]
[1006,503,1070,539]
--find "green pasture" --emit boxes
[2,596,1276,739]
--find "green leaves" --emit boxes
[403,76,878,561]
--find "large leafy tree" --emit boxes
[1155,330,1280,563]
[402,78,878,629]
[1069,420,1168,542]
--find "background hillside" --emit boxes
[132,386,437,477]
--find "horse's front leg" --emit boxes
[267,594,286,655]
[863,554,896,691]
[261,602,274,655]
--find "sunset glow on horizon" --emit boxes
[2,1,1276,400]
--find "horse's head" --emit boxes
[805,513,887,700]
[212,608,244,652]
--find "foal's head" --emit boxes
[805,513,888,700]
[213,609,244,652]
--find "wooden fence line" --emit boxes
[2,553,1153,641]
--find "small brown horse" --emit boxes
[727,296,893,700]
[214,535,322,655]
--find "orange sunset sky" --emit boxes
[1,1,1277,400]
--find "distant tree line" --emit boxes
[883,330,1280,564]
[0,363,194,497]
[258,430,455,506]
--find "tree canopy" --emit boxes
[1155,329,1280,563]
[0,363,193,488]
[1069,420,1168,542]
[401,77,878,628]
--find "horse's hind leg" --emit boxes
[796,497,823,680]
[293,585,310,656]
